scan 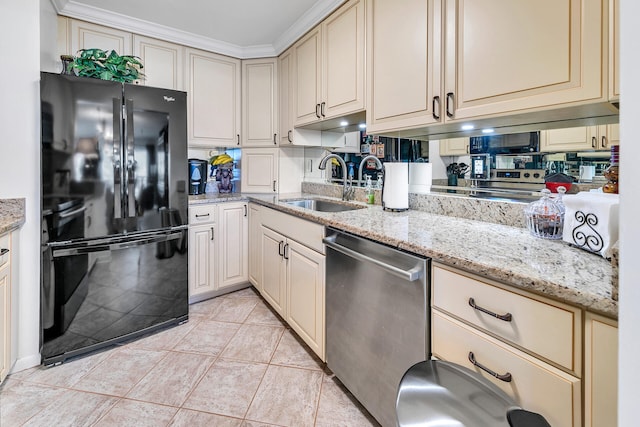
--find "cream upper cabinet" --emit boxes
[584,313,618,427]
[366,0,441,133]
[541,124,620,152]
[444,0,606,121]
[293,0,365,126]
[186,48,241,148]
[133,35,184,90]
[278,48,295,145]
[609,0,620,102]
[68,20,133,55]
[218,202,249,289]
[242,58,278,147]
[241,148,279,193]
[439,137,469,156]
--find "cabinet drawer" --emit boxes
[432,311,581,427]
[432,265,580,372]
[261,206,325,254]
[188,204,217,225]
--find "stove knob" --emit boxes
[533,173,540,178]
[524,173,531,178]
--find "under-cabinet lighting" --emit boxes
[340,120,349,126]
[359,123,367,129]
[482,128,495,134]
[461,124,474,131]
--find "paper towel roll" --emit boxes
[382,162,409,211]
[409,163,432,194]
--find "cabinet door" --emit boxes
[293,27,322,126]
[188,224,216,301]
[599,123,620,149]
[439,138,469,156]
[279,48,294,145]
[260,226,286,317]
[609,0,620,101]
[322,0,365,119]
[286,240,325,360]
[366,0,442,133]
[542,127,596,152]
[445,0,605,121]
[0,265,9,383]
[241,148,279,193]
[218,203,249,289]
[186,48,241,147]
[133,35,184,90]
[584,313,618,427]
[242,59,278,147]
[69,20,132,55]
[248,204,262,289]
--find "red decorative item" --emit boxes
[545,182,572,193]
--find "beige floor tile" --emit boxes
[245,302,286,327]
[245,365,323,426]
[240,421,283,427]
[6,366,39,381]
[184,358,268,418]
[315,378,380,427]
[93,398,179,427]
[23,389,119,427]
[73,347,167,396]
[221,324,285,363]
[168,408,243,427]
[129,320,198,351]
[173,319,240,356]
[126,351,213,406]
[25,350,110,388]
[189,296,226,316]
[270,330,324,371]
[224,286,260,299]
[0,381,65,426]
[211,297,259,323]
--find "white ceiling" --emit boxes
[50,0,345,58]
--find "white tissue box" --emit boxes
[562,192,619,258]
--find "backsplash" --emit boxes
[301,182,527,228]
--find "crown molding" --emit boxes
[52,0,343,59]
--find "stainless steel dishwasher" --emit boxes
[323,228,429,427]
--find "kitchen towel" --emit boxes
[382,162,409,211]
[409,163,433,194]
[562,192,619,258]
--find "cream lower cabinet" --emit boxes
[584,313,618,427]
[253,204,326,360]
[431,263,582,427]
[248,203,262,289]
[188,202,248,303]
[0,232,13,384]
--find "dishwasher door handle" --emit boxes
[323,236,423,281]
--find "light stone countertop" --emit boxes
[189,192,616,319]
[0,198,26,235]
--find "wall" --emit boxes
[618,0,639,424]
[0,0,43,371]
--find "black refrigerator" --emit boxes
[40,72,189,365]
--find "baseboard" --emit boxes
[188,282,251,304]
[10,353,41,373]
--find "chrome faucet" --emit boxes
[318,153,354,201]
[357,155,383,187]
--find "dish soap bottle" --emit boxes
[365,176,375,204]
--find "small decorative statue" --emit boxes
[216,164,233,193]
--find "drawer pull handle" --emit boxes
[468,298,512,322]
[195,213,210,218]
[468,352,512,382]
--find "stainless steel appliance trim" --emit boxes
[57,205,87,219]
[125,98,136,217]
[324,235,422,281]
[51,230,182,257]
[113,97,123,219]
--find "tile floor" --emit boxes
[0,287,380,427]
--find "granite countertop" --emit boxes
[0,198,26,234]
[190,192,616,319]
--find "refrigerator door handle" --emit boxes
[51,231,183,257]
[113,97,123,219]
[124,98,137,218]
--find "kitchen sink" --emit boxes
[281,198,365,212]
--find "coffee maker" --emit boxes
[188,159,208,195]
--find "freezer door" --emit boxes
[42,229,188,365]
[121,84,188,232]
